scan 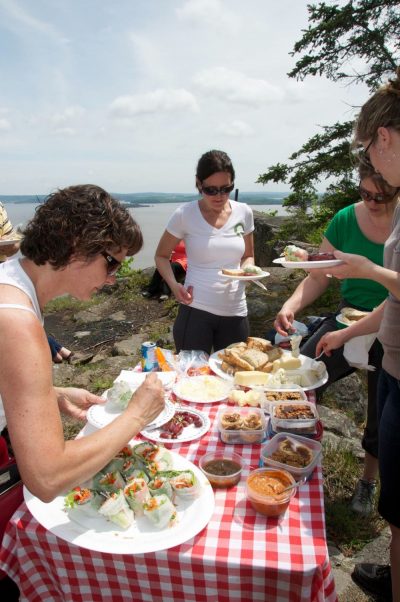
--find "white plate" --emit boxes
[24,451,215,554]
[141,407,211,443]
[115,370,177,389]
[173,375,232,404]
[218,270,270,281]
[273,257,343,269]
[0,237,21,247]
[209,350,328,392]
[87,397,175,430]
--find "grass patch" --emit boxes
[45,294,107,313]
[323,442,385,555]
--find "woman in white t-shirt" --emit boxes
[155,149,255,354]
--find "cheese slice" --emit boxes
[234,371,270,386]
[272,356,302,371]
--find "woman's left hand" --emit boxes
[56,387,106,421]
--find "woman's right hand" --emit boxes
[128,373,165,428]
[316,330,346,357]
[274,308,295,337]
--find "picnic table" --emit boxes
[0,381,337,602]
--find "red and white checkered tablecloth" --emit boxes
[0,392,337,602]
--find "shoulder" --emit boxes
[330,203,356,225]
[231,200,253,216]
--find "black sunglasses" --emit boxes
[201,184,235,196]
[101,251,121,275]
[359,183,397,204]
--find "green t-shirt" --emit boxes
[324,204,387,310]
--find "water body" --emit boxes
[3,200,288,269]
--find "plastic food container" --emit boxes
[267,418,324,442]
[246,468,296,517]
[269,400,319,435]
[261,433,322,481]
[217,406,267,444]
[263,388,307,404]
[199,450,243,488]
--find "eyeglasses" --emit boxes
[201,184,235,196]
[355,136,375,168]
[358,183,397,204]
[101,251,121,275]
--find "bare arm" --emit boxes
[0,311,165,502]
[321,250,400,300]
[155,230,193,304]
[274,238,334,336]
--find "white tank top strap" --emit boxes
[0,303,38,317]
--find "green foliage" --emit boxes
[45,294,106,313]
[258,0,400,228]
[322,442,385,555]
[116,257,137,278]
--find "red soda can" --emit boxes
[141,341,158,372]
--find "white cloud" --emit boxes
[176,0,240,32]
[193,67,285,106]
[109,89,199,118]
[52,127,76,137]
[50,106,86,127]
[217,120,253,137]
[0,118,11,131]
[0,0,68,42]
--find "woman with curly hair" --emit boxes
[0,184,165,502]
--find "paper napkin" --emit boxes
[343,334,377,371]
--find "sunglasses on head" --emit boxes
[358,183,397,204]
[201,184,235,196]
[101,251,121,275]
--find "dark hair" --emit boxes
[354,66,400,144]
[20,184,143,268]
[359,161,399,198]
[195,150,235,184]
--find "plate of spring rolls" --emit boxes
[24,441,215,554]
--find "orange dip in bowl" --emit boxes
[246,468,296,517]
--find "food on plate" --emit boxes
[158,410,204,439]
[143,494,177,529]
[282,246,336,263]
[234,371,272,387]
[270,437,313,468]
[176,375,230,401]
[272,356,302,371]
[98,490,134,529]
[133,442,173,476]
[308,252,336,261]
[124,478,151,515]
[219,337,282,375]
[264,391,304,401]
[106,380,135,410]
[228,389,263,407]
[290,335,302,358]
[340,307,370,324]
[246,468,295,517]
[66,445,202,532]
[222,265,263,276]
[282,245,309,261]
[273,404,315,420]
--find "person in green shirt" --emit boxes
[274,162,399,516]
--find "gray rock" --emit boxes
[112,334,145,357]
[318,405,361,439]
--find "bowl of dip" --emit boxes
[246,468,296,517]
[199,450,243,488]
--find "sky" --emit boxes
[0,0,369,195]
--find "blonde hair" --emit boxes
[354,66,400,144]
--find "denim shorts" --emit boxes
[377,369,400,528]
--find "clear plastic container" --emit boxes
[217,406,267,444]
[261,433,322,480]
[199,450,243,488]
[246,467,296,516]
[263,387,307,405]
[269,400,318,434]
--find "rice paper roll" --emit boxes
[93,470,125,494]
[148,475,174,500]
[133,442,172,474]
[102,445,135,474]
[107,380,135,410]
[64,487,102,518]
[123,478,151,515]
[125,469,150,484]
[98,490,134,529]
[143,494,177,529]
[168,470,201,500]
[120,457,141,480]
